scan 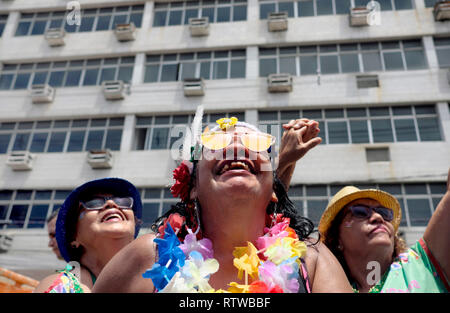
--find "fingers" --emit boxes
[303,137,322,152]
[282,118,310,130]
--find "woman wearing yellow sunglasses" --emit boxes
[93,111,351,293]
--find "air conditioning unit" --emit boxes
[44,28,65,46]
[87,149,113,169]
[30,84,55,104]
[101,80,129,100]
[0,234,13,253]
[6,151,34,171]
[267,73,293,93]
[434,1,450,21]
[114,22,136,42]
[183,78,205,96]
[268,12,288,32]
[189,17,209,36]
[349,7,370,26]
[356,74,379,88]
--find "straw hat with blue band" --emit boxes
[318,186,402,242]
[56,177,142,263]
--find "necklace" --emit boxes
[143,214,307,293]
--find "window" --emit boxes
[258,39,426,77]
[260,0,352,18]
[424,0,441,8]
[0,14,7,37]
[286,182,445,228]
[0,118,124,154]
[434,37,450,69]
[354,0,413,10]
[257,104,441,145]
[135,112,245,150]
[15,5,144,36]
[259,0,411,20]
[0,56,134,90]
[0,189,71,229]
[140,188,178,228]
[153,0,247,27]
[144,50,246,83]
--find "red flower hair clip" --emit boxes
[170,161,193,202]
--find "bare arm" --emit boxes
[33,272,91,293]
[92,233,157,293]
[423,167,450,281]
[277,119,322,190]
[33,274,61,293]
[304,241,353,293]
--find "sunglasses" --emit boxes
[201,131,275,153]
[347,204,394,222]
[80,196,133,211]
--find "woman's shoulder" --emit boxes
[33,270,90,293]
[128,233,158,259]
[33,273,61,293]
[92,233,158,293]
[106,232,158,271]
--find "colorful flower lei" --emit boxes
[142,214,307,293]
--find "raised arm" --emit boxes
[423,167,450,281]
[277,119,322,190]
[304,241,353,293]
[92,233,157,293]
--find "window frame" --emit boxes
[257,104,442,145]
[0,117,125,154]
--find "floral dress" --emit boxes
[370,238,449,293]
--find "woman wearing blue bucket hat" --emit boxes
[34,177,142,293]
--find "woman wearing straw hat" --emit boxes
[318,169,450,293]
[92,113,352,293]
[33,178,142,293]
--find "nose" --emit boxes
[223,137,249,160]
[368,210,384,224]
[102,199,119,210]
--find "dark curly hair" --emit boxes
[152,161,315,242]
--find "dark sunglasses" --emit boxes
[80,196,133,210]
[347,204,394,222]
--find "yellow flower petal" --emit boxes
[232,242,260,279]
[228,282,250,293]
[216,117,238,131]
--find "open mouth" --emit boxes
[101,209,125,223]
[216,159,256,175]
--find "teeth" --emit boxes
[221,164,229,174]
[103,213,122,222]
[220,161,251,174]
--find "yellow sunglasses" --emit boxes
[200,131,275,152]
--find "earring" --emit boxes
[71,241,80,249]
[270,201,278,228]
[186,200,201,236]
[338,244,343,251]
[192,199,201,236]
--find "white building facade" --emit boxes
[0,0,449,280]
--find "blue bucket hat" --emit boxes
[56,177,142,263]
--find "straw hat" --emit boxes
[318,186,402,241]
